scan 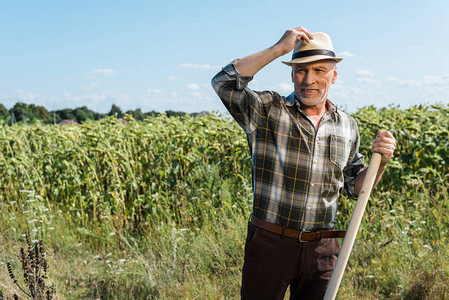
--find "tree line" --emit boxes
[0,102,201,125]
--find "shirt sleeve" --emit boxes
[211,60,273,134]
[343,120,365,199]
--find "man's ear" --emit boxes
[332,66,338,84]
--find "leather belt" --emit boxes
[250,215,346,242]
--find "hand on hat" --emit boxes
[371,130,396,166]
[273,26,314,56]
[233,26,315,77]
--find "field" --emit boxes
[0,104,448,299]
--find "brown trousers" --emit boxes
[241,222,340,300]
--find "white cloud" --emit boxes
[330,72,449,112]
[392,78,421,87]
[355,70,375,77]
[356,77,377,83]
[0,94,16,110]
[63,92,129,112]
[407,46,425,51]
[91,69,116,76]
[330,83,385,112]
[421,85,449,103]
[12,88,39,102]
[81,83,100,90]
[85,69,117,79]
[166,76,177,81]
[191,91,212,101]
[385,74,449,87]
[385,75,419,86]
[138,88,222,114]
[147,89,162,94]
[278,82,293,94]
[422,74,449,86]
[180,63,221,70]
[337,51,355,58]
[186,83,200,90]
[385,75,400,83]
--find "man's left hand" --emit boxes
[371,130,396,166]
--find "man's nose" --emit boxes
[303,72,315,85]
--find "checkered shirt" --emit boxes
[211,61,365,230]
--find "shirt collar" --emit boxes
[285,92,295,107]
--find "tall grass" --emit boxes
[1,104,448,298]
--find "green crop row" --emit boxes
[0,104,448,233]
[0,114,252,233]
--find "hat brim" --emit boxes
[282,55,343,66]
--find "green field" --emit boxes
[1,104,448,299]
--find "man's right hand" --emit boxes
[273,26,314,56]
[235,26,314,77]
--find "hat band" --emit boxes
[292,49,336,60]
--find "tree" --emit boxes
[94,112,108,120]
[73,106,95,123]
[144,110,160,118]
[54,109,76,122]
[10,102,37,123]
[165,110,186,118]
[108,104,124,118]
[36,105,51,123]
[0,103,8,120]
[125,108,144,121]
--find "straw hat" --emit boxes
[282,32,343,65]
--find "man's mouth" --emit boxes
[302,89,318,96]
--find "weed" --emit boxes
[5,228,55,300]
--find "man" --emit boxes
[211,27,396,299]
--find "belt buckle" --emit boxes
[298,229,311,243]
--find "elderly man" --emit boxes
[211,27,396,299]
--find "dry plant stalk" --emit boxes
[5,228,55,300]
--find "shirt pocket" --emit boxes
[329,135,350,170]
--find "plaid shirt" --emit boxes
[211,61,365,230]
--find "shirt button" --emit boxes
[313,160,317,164]
[307,206,311,210]
[311,183,315,187]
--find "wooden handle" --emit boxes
[324,152,382,300]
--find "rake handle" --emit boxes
[324,152,382,300]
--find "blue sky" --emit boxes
[0,0,448,114]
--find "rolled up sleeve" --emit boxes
[211,60,266,134]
